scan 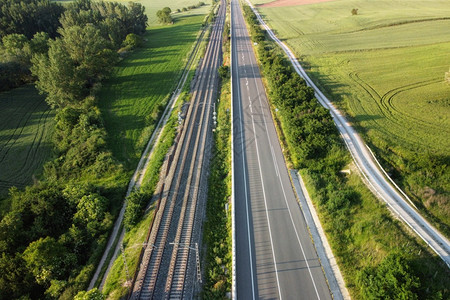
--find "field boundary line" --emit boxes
[230,0,236,298]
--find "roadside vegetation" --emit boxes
[203,3,232,297]
[252,0,450,237]
[242,4,450,299]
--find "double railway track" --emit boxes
[130,2,226,299]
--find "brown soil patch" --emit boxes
[259,0,335,8]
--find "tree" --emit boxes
[74,288,105,300]
[0,252,37,299]
[23,236,77,285]
[124,190,147,229]
[73,193,108,236]
[31,25,117,108]
[123,33,142,49]
[351,8,358,15]
[157,7,173,24]
[0,0,64,38]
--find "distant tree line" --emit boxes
[0,0,148,298]
[0,0,147,92]
[0,0,64,39]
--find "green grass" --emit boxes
[101,87,185,299]
[98,13,207,171]
[203,69,232,298]
[301,166,450,299]
[0,85,54,197]
[110,0,212,25]
[101,202,156,299]
[254,0,450,234]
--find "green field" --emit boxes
[253,0,450,232]
[0,85,54,197]
[112,0,211,25]
[98,12,208,170]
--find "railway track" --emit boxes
[130,2,226,299]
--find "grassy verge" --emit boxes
[255,0,450,237]
[242,3,450,299]
[0,85,55,198]
[202,64,232,298]
[202,3,232,298]
[101,96,181,298]
[98,13,208,171]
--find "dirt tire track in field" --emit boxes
[348,72,384,115]
[0,98,45,163]
[15,106,53,182]
[382,79,440,119]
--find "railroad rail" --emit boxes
[129,1,226,299]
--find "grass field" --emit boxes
[112,0,211,25]
[0,85,54,197]
[253,0,450,233]
[98,12,208,170]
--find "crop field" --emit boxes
[99,12,208,170]
[112,0,211,25]
[0,85,54,197]
[253,0,450,231]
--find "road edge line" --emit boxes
[230,0,237,298]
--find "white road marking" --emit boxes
[234,6,256,298]
[243,32,321,299]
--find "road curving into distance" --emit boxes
[245,0,450,268]
[231,0,335,298]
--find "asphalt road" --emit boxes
[231,0,333,298]
[246,1,450,268]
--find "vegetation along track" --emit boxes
[130,1,225,299]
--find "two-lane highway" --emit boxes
[245,0,450,268]
[231,0,332,298]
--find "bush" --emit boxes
[123,190,148,230]
[157,7,172,24]
[218,65,229,79]
[123,33,142,49]
[357,253,420,299]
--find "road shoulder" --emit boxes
[290,170,350,300]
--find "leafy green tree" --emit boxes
[157,7,173,24]
[32,25,117,108]
[357,253,420,299]
[29,31,50,55]
[123,33,142,49]
[0,0,64,38]
[74,288,105,300]
[0,252,38,299]
[73,193,109,236]
[23,236,77,285]
[2,33,31,62]
[124,190,147,229]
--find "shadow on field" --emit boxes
[149,21,201,47]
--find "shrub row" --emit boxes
[203,10,232,296]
